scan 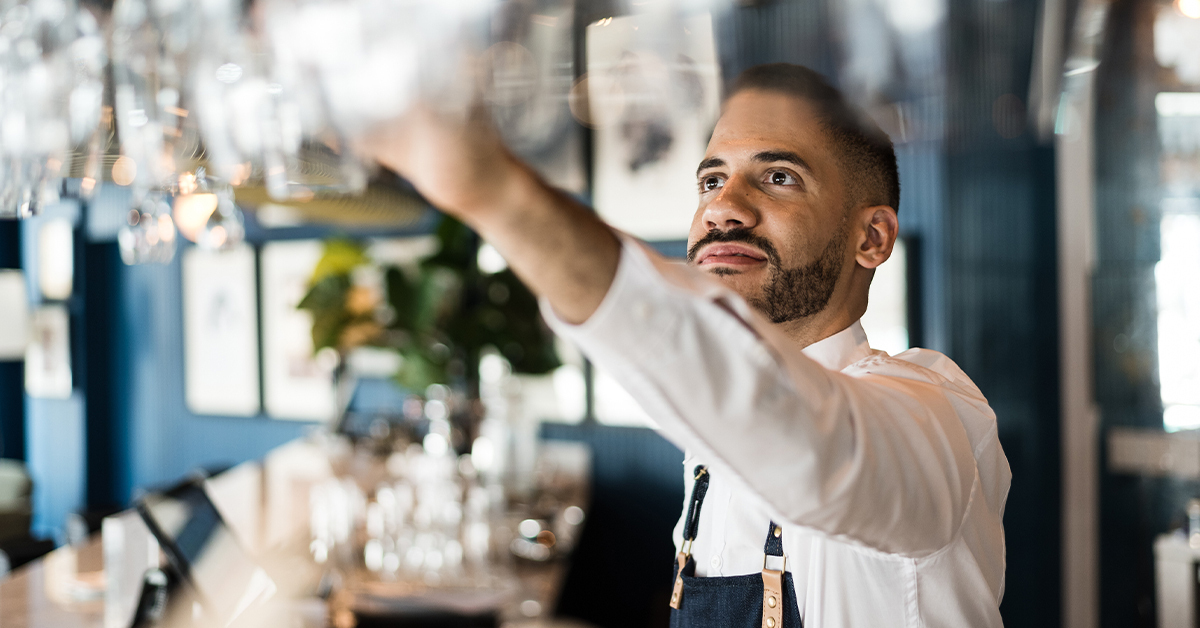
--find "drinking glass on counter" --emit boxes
[307,426,591,623]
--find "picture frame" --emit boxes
[182,244,262,416]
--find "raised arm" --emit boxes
[358,105,619,325]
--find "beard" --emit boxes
[686,224,846,324]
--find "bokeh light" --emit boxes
[111,156,137,186]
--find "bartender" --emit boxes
[360,63,1009,628]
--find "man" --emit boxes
[362,63,1009,627]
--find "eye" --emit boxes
[766,170,799,186]
[699,175,724,193]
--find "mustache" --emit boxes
[686,228,782,267]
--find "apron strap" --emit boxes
[764,521,784,558]
[670,465,709,610]
[761,521,785,628]
[682,465,710,546]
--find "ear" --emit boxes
[854,205,899,270]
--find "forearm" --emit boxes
[358,105,621,324]
[462,156,621,325]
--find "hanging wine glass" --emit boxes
[116,191,177,264]
[257,0,495,193]
[109,0,204,198]
[0,0,105,218]
[170,167,244,250]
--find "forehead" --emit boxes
[705,90,834,169]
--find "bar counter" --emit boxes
[0,437,593,628]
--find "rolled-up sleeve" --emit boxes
[542,236,979,558]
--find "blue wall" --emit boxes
[26,394,86,538]
[935,1,1063,624]
[97,242,316,505]
[82,192,435,508]
[542,423,685,628]
[19,203,89,539]
[9,198,282,537]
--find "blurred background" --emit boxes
[0,0,1197,627]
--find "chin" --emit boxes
[707,268,762,298]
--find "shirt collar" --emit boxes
[801,320,874,371]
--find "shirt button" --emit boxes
[710,555,721,569]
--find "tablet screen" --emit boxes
[138,482,277,627]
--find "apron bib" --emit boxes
[668,466,803,628]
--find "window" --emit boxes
[1158,206,1200,432]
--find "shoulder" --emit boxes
[844,348,1004,462]
[844,347,988,405]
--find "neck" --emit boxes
[770,267,871,348]
[772,305,859,348]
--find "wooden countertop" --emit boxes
[0,437,593,628]
[0,538,105,628]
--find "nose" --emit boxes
[700,176,759,232]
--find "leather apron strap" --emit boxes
[670,465,709,609]
[761,521,786,628]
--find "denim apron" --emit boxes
[669,466,803,628]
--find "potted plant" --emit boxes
[297,216,560,452]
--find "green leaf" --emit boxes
[298,275,352,351]
[423,216,476,270]
[385,267,420,332]
[309,239,369,286]
[394,344,449,392]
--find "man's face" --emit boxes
[686,89,853,324]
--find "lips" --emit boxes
[696,243,768,267]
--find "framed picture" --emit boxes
[182,244,262,416]
[0,271,28,360]
[261,240,336,422]
[587,12,721,240]
[25,305,72,399]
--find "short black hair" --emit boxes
[729,64,900,213]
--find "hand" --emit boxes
[356,102,529,223]
[356,95,621,325]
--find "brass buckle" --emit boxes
[763,553,787,572]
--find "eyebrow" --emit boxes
[695,151,814,177]
[696,157,725,176]
[751,150,814,174]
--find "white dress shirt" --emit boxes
[544,237,1011,628]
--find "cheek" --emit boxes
[753,215,804,263]
[687,204,710,243]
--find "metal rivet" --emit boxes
[768,596,777,608]
[767,618,776,628]
[774,526,782,538]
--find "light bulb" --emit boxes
[172,193,219,242]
